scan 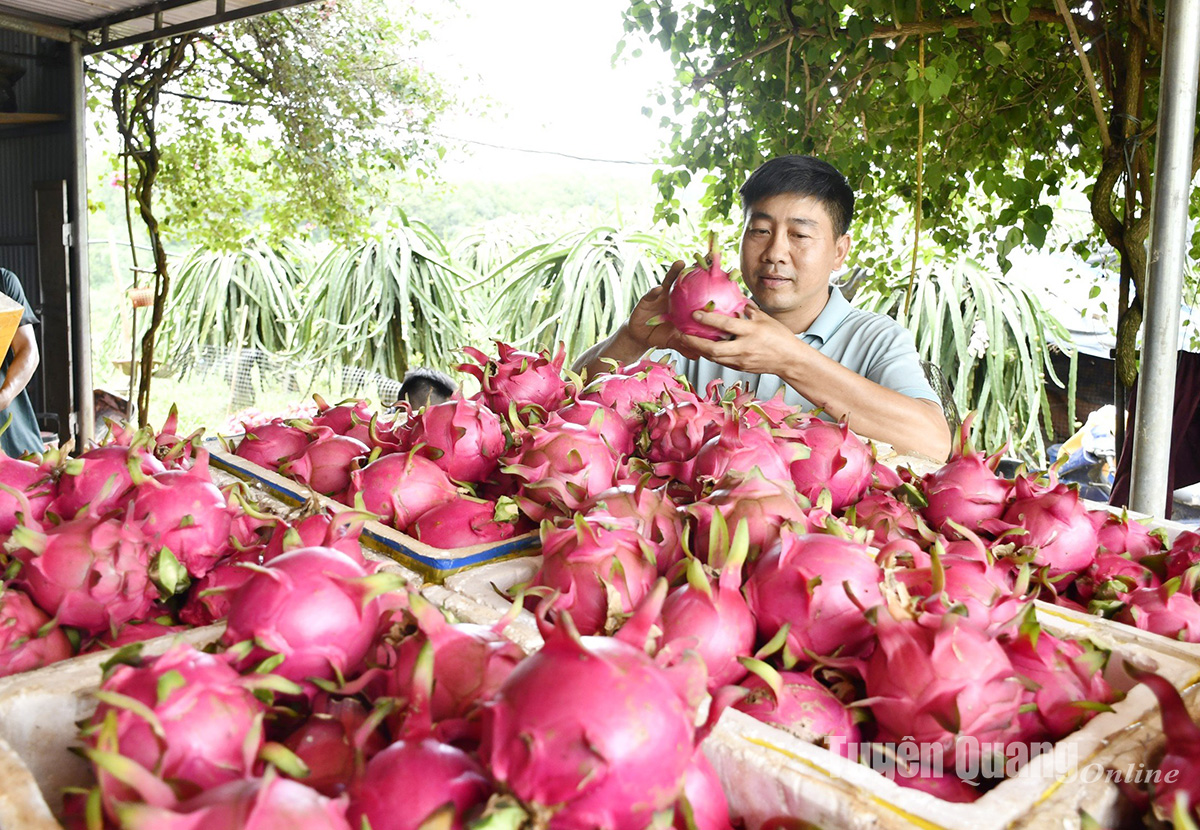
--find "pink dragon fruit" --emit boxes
[1092,510,1167,560]
[531,514,659,636]
[892,766,980,803]
[90,617,188,650]
[684,469,808,566]
[123,449,235,578]
[987,474,1099,585]
[0,585,72,677]
[262,512,370,568]
[83,643,268,813]
[582,483,684,575]
[690,420,799,496]
[116,772,352,830]
[1072,551,1160,607]
[8,516,156,635]
[233,421,311,471]
[1115,579,1200,642]
[1164,530,1200,581]
[343,449,459,530]
[844,490,926,547]
[310,395,375,440]
[743,529,883,664]
[409,495,520,549]
[637,391,731,483]
[726,386,801,429]
[283,695,387,798]
[920,415,1011,534]
[1124,665,1200,821]
[896,548,1021,629]
[459,341,569,416]
[550,399,637,458]
[278,427,369,496]
[660,532,756,688]
[579,358,690,426]
[480,591,708,830]
[733,660,861,757]
[1003,611,1119,742]
[402,396,506,482]
[347,737,492,830]
[674,751,733,830]
[0,454,54,533]
[178,546,263,626]
[502,419,624,521]
[865,603,1024,769]
[661,249,749,340]
[222,547,384,687]
[383,594,524,742]
[50,443,166,520]
[784,419,875,510]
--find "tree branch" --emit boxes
[691,8,1081,88]
[1053,0,1111,149]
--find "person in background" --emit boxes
[0,266,43,457]
[574,155,951,461]
[397,367,457,411]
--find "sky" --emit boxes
[406,0,678,183]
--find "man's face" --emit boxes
[738,193,851,333]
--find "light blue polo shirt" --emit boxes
[651,286,939,415]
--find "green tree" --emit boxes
[622,0,1198,390]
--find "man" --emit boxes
[0,266,43,457]
[574,155,951,460]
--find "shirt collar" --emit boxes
[801,285,851,345]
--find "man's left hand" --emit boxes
[677,303,801,375]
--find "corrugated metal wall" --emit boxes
[0,28,74,434]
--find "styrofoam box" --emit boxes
[207,440,538,583]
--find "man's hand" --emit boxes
[675,302,796,375]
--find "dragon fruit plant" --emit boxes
[656,246,749,341]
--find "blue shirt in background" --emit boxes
[0,267,44,457]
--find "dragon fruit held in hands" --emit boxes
[662,249,749,340]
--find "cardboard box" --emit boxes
[0,292,25,359]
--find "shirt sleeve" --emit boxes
[859,320,941,405]
[0,269,38,328]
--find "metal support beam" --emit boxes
[0,11,75,42]
[1128,0,1200,517]
[83,0,321,55]
[68,38,93,446]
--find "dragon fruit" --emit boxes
[920,415,1011,534]
[8,516,156,635]
[90,617,188,650]
[262,512,370,568]
[283,695,387,798]
[674,751,733,830]
[690,420,799,496]
[743,529,883,664]
[222,547,383,687]
[661,249,749,340]
[343,449,459,530]
[987,474,1099,585]
[123,450,234,578]
[459,341,569,416]
[684,469,808,566]
[582,483,684,575]
[278,427,369,497]
[347,737,492,830]
[637,392,731,483]
[1115,579,1200,642]
[409,495,520,549]
[233,421,311,471]
[1092,510,1167,560]
[733,660,860,756]
[726,386,801,429]
[844,490,926,547]
[1164,530,1200,581]
[551,399,637,458]
[1003,611,1118,742]
[784,419,874,510]
[660,531,756,688]
[116,772,351,830]
[310,395,376,444]
[1124,665,1200,821]
[579,358,690,426]
[502,420,624,521]
[178,546,263,626]
[865,603,1024,769]
[531,514,658,636]
[83,643,268,813]
[0,585,72,677]
[1072,551,1160,607]
[403,396,506,482]
[50,443,166,520]
[0,454,54,534]
[480,591,708,830]
[892,766,980,803]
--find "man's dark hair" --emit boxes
[739,156,855,238]
[397,367,457,409]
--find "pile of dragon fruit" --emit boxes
[65,560,731,830]
[0,409,386,680]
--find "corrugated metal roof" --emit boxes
[0,0,317,51]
